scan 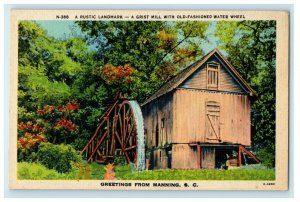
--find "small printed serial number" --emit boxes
[56,15,69,19]
[263,182,275,186]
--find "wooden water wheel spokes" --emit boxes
[115,101,138,163]
[81,99,145,170]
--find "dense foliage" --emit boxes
[17,162,105,180]
[215,21,276,167]
[37,143,81,173]
[17,162,79,180]
[17,20,276,171]
[76,21,208,101]
[17,20,209,152]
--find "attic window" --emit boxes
[207,63,219,90]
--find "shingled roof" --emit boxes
[142,48,256,106]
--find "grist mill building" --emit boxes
[142,48,260,170]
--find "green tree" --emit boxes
[76,21,209,102]
[215,21,276,167]
[18,21,79,111]
[18,21,98,149]
[18,21,210,151]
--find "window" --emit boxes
[207,63,219,90]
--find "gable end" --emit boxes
[142,49,256,106]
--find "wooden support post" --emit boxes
[240,145,261,164]
[197,143,201,169]
[106,140,109,156]
[145,159,149,171]
[92,138,94,152]
[87,131,108,162]
[238,145,242,167]
[123,105,126,140]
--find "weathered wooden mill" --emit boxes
[81,48,261,170]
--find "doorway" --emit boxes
[215,147,235,169]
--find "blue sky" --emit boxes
[37,21,84,39]
[37,20,223,55]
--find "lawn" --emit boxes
[115,165,275,181]
[17,162,78,180]
[17,162,275,181]
[90,162,106,180]
[17,162,105,180]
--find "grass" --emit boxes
[17,162,106,180]
[115,164,133,179]
[17,162,78,180]
[74,162,91,179]
[18,162,275,181]
[90,162,106,180]
[115,166,275,180]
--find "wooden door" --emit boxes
[205,101,220,141]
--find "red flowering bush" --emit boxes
[55,119,77,131]
[18,122,46,133]
[18,101,80,162]
[37,105,55,115]
[36,101,80,143]
[18,121,46,151]
[17,122,47,162]
[38,101,80,115]
[18,133,46,150]
[66,102,80,112]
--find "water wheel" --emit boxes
[81,100,145,171]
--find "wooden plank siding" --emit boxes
[172,144,198,169]
[180,66,207,89]
[172,89,251,146]
[180,56,244,93]
[142,93,173,147]
[201,147,216,169]
[142,93,173,169]
[152,149,169,169]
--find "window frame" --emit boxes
[206,62,220,90]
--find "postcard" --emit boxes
[9,10,289,190]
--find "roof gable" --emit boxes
[142,49,256,106]
[180,54,247,93]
